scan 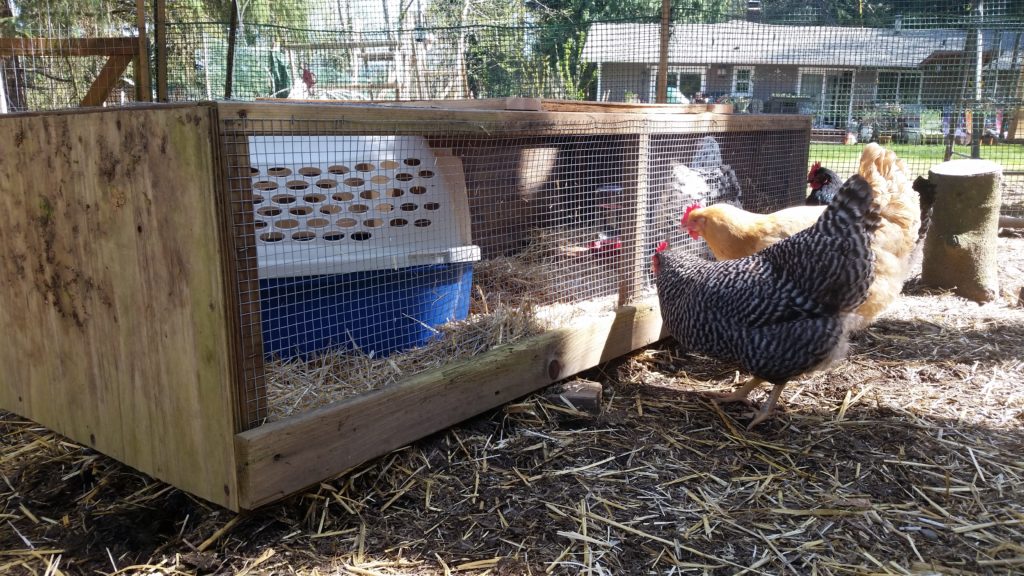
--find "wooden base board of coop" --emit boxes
[235,297,665,509]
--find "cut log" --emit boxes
[921,159,1002,303]
[999,215,1024,228]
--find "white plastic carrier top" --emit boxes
[248,135,480,279]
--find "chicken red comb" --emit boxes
[808,161,822,178]
[682,202,702,224]
[651,241,668,275]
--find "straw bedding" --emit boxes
[262,226,630,423]
[1,237,1022,575]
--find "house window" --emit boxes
[876,70,922,104]
[798,68,855,129]
[648,66,707,103]
[732,67,753,96]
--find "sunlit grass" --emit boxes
[809,142,1024,175]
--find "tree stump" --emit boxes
[921,159,1002,303]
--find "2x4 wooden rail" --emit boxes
[0,37,149,106]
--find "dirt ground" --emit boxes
[2,236,1023,576]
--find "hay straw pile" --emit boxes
[1002,177,1024,217]
[263,227,627,422]
[2,238,1023,575]
[264,305,545,421]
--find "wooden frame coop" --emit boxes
[0,101,810,510]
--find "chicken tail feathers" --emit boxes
[750,173,880,319]
[912,175,937,242]
[814,174,882,241]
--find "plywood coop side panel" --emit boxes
[0,104,240,510]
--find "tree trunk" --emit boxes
[455,0,471,98]
[921,159,1003,303]
[1,0,28,111]
[225,0,239,99]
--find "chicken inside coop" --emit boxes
[806,161,842,206]
[668,136,743,206]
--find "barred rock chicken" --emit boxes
[652,175,882,428]
[684,144,924,331]
[806,162,842,205]
[683,203,825,261]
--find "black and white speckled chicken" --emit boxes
[651,174,882,428]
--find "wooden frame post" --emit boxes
[135,0,151,101]
[216,116,269,430]
[155,0,168,101]
[620,132,650,306]
[225,0,239,99]
[655,0,670,103]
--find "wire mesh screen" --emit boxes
[5,2,1024,213]
[219,108,809,427]
[0,1,144,113]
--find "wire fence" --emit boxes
[216,106,809,425]
[2,0,1023,214]
[3,2,1023,429]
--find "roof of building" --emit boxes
[581,20,1014,69]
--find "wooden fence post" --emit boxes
[155,0,167,101]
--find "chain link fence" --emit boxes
[2,1,1023,213]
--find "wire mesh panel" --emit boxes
[160,1,1022,217]
[0,1,148,112]
[5,3,1024,215]
[218,104,809,428]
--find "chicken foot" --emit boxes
[708,377,787,429]
[746,383,786,430]
[708,377,766,404]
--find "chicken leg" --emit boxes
[709,377,787,429]
[746,383,786,430]
[709,377,765,404]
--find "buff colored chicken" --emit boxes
[683,203,825,261]
[849,144,922,329]
[683,143,924,331]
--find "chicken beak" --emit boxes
[684,220,701,240]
